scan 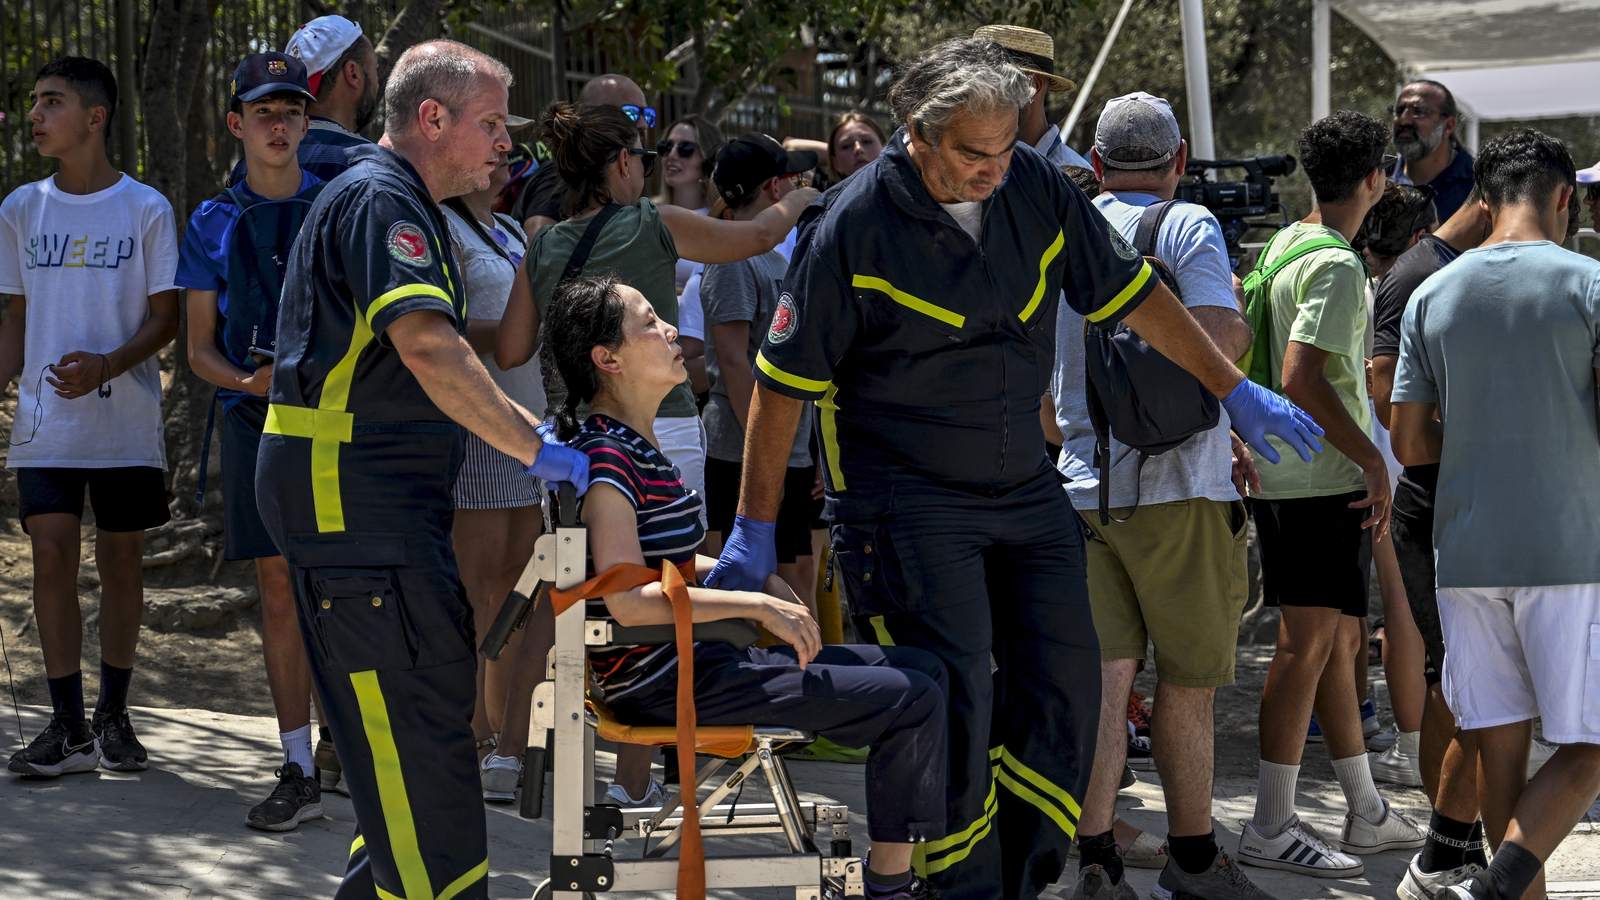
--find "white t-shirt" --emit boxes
[0,174,177,469]
[441,205,546,417]
[940,201,983,242]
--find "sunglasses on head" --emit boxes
[657,140,698,158]
[1586,184,1600,202]
[619,105,657,129]
[616,146,658,177]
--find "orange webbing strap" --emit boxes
[549,560,706,900]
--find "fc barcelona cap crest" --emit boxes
[230,52,316,105]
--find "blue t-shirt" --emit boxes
[176,170,322,405]
[1053,194,1239,509]
[1392,241,1600,588]
[229,117,369,186]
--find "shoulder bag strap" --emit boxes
[443,197,514,264]
[1133,199,1180,258]
[561,203,623,282]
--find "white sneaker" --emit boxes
[606,778,666,808]
[1527,739,1555,779]
[1342,799,1426,854]
[1237,816,1363,877]
[1367,726,1399,753]
[1371,743,1424,787]
[1398,853,1485,900]
[480,753,521,803]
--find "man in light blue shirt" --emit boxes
[1050,90,1269,900]
[1391,127,1600,900]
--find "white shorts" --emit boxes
[654,414,707,529]
[1437,583,1600,744]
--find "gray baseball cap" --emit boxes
[1095,92,1182,170]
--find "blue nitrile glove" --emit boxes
[706,516,778,591]
[1222,379,1325,465]
[526,423,590,495]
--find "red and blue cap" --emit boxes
[230,52,316,105]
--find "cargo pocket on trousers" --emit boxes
[309,569,418,673]
[1586,624,1600,733]
[830,521,909,623]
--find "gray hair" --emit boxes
[889,38,1035,147]
[384,39,513,135]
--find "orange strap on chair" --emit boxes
[550,560,706,900]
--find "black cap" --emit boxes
[713,133,818,207]
[230,52,316,105]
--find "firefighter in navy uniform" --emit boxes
[255,41,587,900]
[708,39,1324,900]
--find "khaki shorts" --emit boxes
[1079,498,1249,688]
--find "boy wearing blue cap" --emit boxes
[176,51,329,831]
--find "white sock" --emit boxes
[1397,730,1421,758]
[1252,760,1299,835]
[1331,753,1386,823]
[281,725,314,773]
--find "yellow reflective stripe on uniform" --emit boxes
[377,888,403,900]
[756,350,830,394]
[868,616,894,646]
[852,275,967,328]
[437,859,489,900]
[1018,229,1065,322]
[350,670,434,900]
[365,283,452,330]
[1084,261,1154,324]
[817,382,846,490]
[919,757,1001,875]
[994,745,1080,838]
[264,405,354,442]
[350,833,367,859]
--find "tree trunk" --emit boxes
[551,0,568,102]
[373,0,449,81]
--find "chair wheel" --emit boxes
[532,877,596,900]
[831,839,853,858]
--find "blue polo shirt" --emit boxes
[755,130,1156,513]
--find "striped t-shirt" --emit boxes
[574,414,705,700]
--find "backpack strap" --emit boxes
[1133,200,1181,258]
[1254,233,1362,284]
[221,185,256,212]
[561,203,623,282]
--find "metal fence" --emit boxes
[2,0,889,209]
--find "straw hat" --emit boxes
[973,25,1076,93]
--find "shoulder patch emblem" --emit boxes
[1109,225,1139,261]
[267,59,289,76]
[387,221,434,267]
[768,294,799,344]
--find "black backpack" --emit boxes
[1084,200,1221,524]
[217,183,323,365]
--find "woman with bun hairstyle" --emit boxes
[498,100,815,807]
[545,273,950,900]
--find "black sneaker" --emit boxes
[92,706,149,771]
[1154,849,1279,900]
[8,716,99,778]
[247,762,325,832]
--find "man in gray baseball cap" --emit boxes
[1064,89,1275,900]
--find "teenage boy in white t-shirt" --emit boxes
[0,57,180,778]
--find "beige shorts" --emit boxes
[1080,498,1249,688]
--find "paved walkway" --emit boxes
[1,704,1596,899]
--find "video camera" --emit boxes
[1174,155,1296,270]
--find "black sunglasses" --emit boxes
[616,146,658,177]
[657,140,698,158]
[619,105,657,128]
[1377,154,1400,174]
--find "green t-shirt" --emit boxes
[526,198,697,419]
[1254,222,1372,499]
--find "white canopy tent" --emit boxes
[1161,0,1600,156]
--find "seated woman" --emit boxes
[544,273,949,900]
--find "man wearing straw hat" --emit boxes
[975,24,1092,169]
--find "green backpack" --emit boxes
[1238,228,1366,388]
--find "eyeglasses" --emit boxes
[1389,103,1441,120]
[657,140,698,158]
[619,105,657,129]
[1377,154,1400,174]
[616,146,658,177]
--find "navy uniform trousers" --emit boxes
[259,430,488,900]
[831,471,1101,900]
